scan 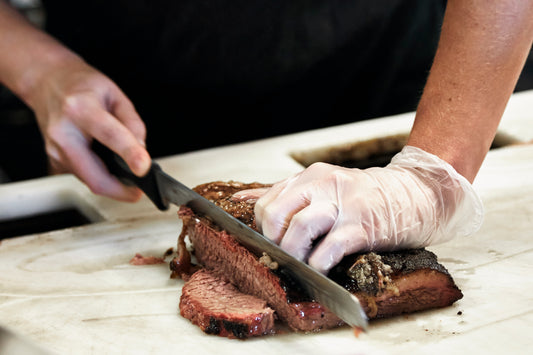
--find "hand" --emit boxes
[235,146,483,274]
[27,56,151,201]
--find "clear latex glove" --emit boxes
[28,56,151,201]
[235,146,483,274]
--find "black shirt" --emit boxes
[41,0,446,157]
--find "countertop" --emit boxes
[1,90,532,355]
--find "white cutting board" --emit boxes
[1,91,532,355]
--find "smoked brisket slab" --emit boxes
[173,181,463,336]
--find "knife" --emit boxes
[93,141,368,330]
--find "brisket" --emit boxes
[173,181,463,336]
[179,269,276,339]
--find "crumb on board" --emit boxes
[129,247,175,266]
[129,253,166,265]
[353,326,363,338]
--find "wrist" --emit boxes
[406,101,493,183]
[17,45,82,109]
[390,145,484,241]
[0,2,82,109]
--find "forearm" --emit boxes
[0,1,80,106]
[408,0,533,182]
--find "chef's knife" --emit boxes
[93,141,368,330]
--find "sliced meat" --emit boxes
[178,204,344,332]
[174,181,463,334]
[179,269,276,339]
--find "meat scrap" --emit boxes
[129,253,165,265]
[130,248,174,266]
[172,181,463,338]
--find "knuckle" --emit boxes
[290,212,309,230]
[306,162,349,183]
[44,125,68,152]
[45,122,76,153]
[307,162,330,173]
[86,180,106,196]
[61,95,83,118]
[44,143,61,162]
[97,126,117,144]
[263,204,278,222]
[330,169,349,181]
[45,120,64,139]
[132,122,146,141]
[126,144,145,161]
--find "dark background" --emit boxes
[1,0,532,184]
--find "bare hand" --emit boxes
[27,57,151,201]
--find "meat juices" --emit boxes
[172,181,463,338]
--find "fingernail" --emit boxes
[138,156,151,176]
[130,151,151,177]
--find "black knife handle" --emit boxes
[91,140,169,210]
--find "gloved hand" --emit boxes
[28,55,151,201]
[234,146,483,274]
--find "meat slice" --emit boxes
[176,204,344,332]
[179,269,275,339]
[173,181,463,335]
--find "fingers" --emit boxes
[45,87,149,201]
[93,109,150,178]
[308,224,370,274]
[279,201,338,262]
[31,58,150,201]
[46,121,143,202]
[65,92,151,178]
[231,187,270,203]
[254,163,340,243]
[109,88,147,144]
[254,175,308,243]
[252,163,377,275]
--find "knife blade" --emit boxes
[93,141,368,330]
